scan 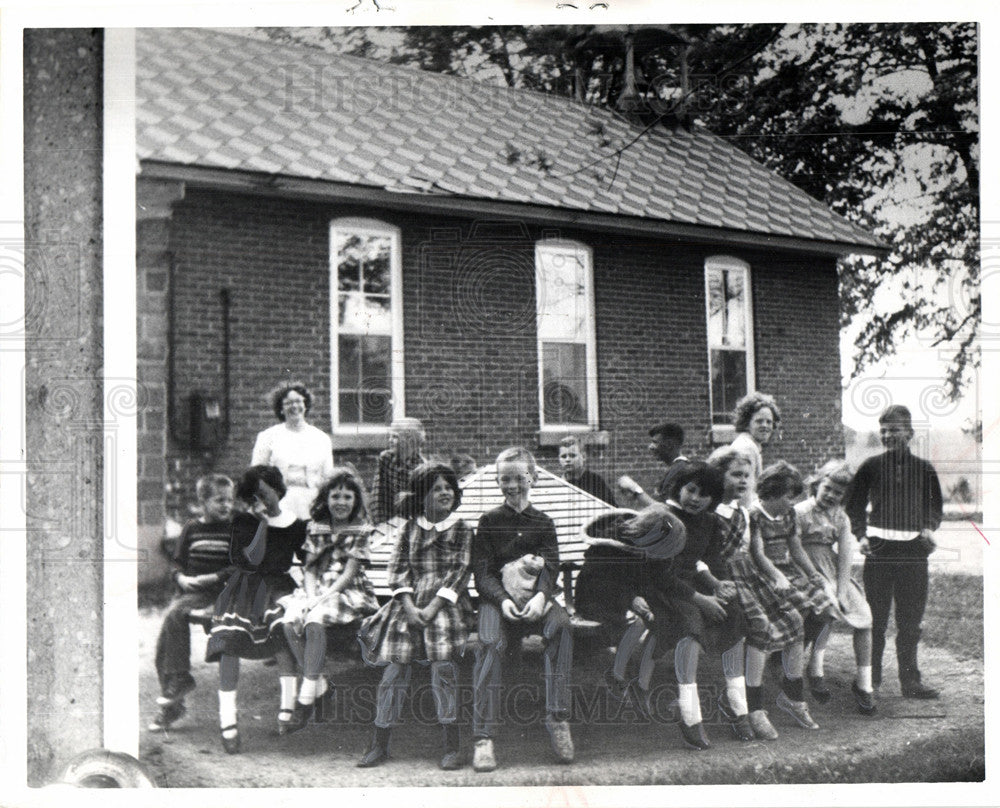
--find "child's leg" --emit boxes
[636,633,657,691]
[855,627,874,691]
[744,644,767,711]
[472,602,507,740]
[430,660,458,725]
[539,605,574,721]
[780,640,805,700]
[218,654,240,738]
[674,636,703,727]
[272,641,299,715]
[862,552,893,686]
[721,639,748,716]
[298,622,328,705]
[612,619,646,681]
[807,618,833,677]
[281,622,306,671]
[374,662,412,728]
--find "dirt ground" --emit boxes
[138,599,985,787]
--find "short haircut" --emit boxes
[269,382,312,422]
[400,462,462,518]
[756,460,804,500]
[707,445,753,474]
[733,392,782,432]
[195,473,234,503]
[808,460,854,496]
[879,404,913,426]
[236,465,287,504]
[310,467,369,524]
[495,446,537,474]
[450,453,478,477]
[648,422,684,443]
[559,435,585,452]
[670,460,725,505]
[390,417,426,437]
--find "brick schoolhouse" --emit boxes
[135,27,883,585]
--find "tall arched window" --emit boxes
[536,240,599,433]
[330,218,405,436]
[704,255,755,429]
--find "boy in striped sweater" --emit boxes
[149,474,235,730]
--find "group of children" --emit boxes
[149,403,943,770]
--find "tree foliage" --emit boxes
[266,23,979,399]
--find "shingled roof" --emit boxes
[136,27,882,252]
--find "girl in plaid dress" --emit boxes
[794,460,876,714]
[277,469,379,734]
[706,448,816,739]
[357,462,473,770]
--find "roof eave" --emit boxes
[138,159,888,259]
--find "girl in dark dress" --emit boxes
[205,465,307,753]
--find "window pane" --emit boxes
[336,233,363,292]
[360,388,392,425]
[542,342,587,424]
[339,391,360,424]
[360,335,390,386]
[338,292,392,335]
[708,267,746,349]
[338,335,360,388]
[361,236,392,295]
[537,248,587,342]
[711,348,747,425]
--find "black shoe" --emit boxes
[312,684,336,723]
[357,727,391,768]
[149,699,186,731]
[220,725,240,754]
[278,703,310,737]
[440,723,463,770]
[603,669,630,704]
[901,680,940,700]
[808,674,832,704]
[852,681,877,715]
[717,691,754,741]
[679,721,711,751]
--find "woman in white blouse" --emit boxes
[252,383,335,520]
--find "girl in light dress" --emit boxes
[277,468,379,734]
[794,460,876,714]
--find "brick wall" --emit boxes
[137,185,844,582]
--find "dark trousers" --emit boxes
[862,537,929,685]
[472,601,573,739]
[154,591,216,694]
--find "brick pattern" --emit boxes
[136,188,845,582]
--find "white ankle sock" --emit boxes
[316,675,328,698]
[857,665,873,692]
[279,676,298,710]
[808,648,826,677]
[725,675,749,716]
[299,677,317,705]
[218,689,237,733]
[677,683,702,727]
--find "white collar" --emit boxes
[755,503,784,522]
[417,512,460,531]
[267,508,297,528]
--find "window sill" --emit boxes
[536,427,609,448]
[332,429,391,451]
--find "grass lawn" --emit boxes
[923,573,983,662]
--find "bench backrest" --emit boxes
[365,465,616,600]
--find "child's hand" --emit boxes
[175,572,198,593]
[630,596,654,624]
[917,529,936,554]
[520,592,547,622]
[403,600,427,627]
[501,599,522,621]
[715,580,737,602]
[773,572,791,592]
[417,602,440,624]
[858,537,872,557]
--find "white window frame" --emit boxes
[329,218,405,441]
[535,239,599,437]
[704,255,755,443]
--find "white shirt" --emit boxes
[251,422,335,520]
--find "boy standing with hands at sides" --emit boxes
[150,474,235,731]
[471,447,575,772]
[845,405,943,699]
